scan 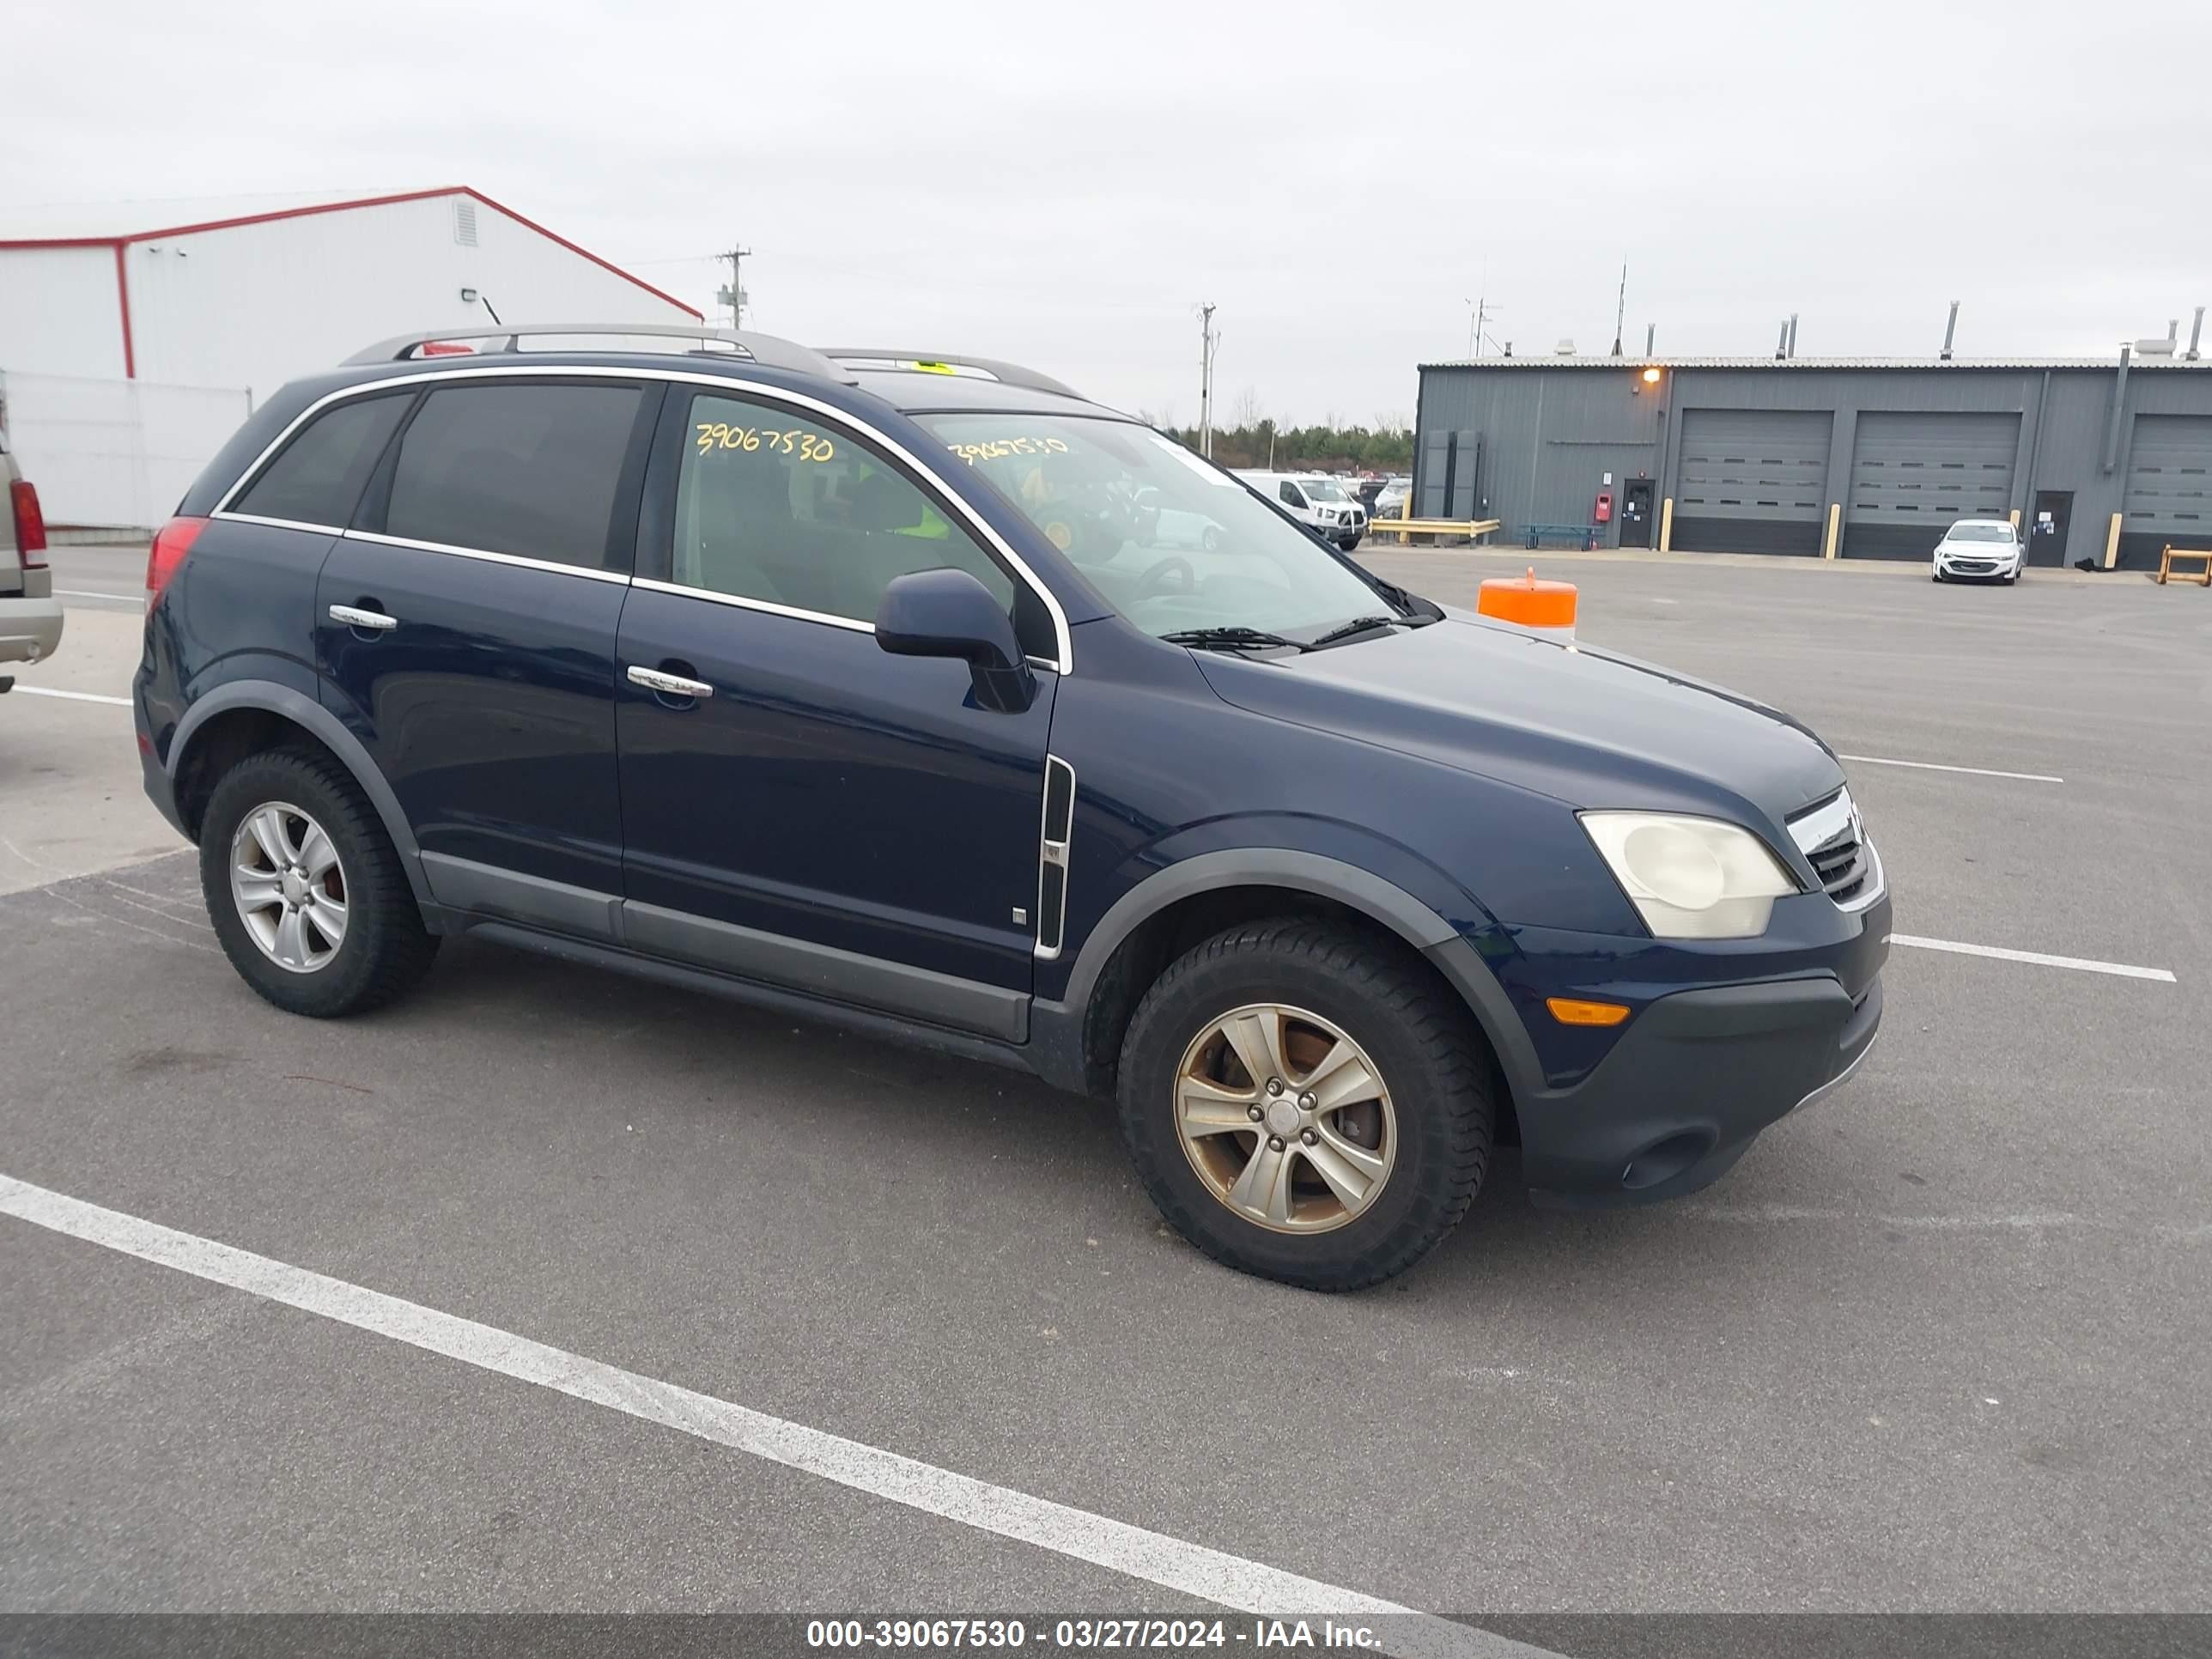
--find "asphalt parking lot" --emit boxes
[3,544,2209,1644]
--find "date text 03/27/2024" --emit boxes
[804,1618,1385,1650]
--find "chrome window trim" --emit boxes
[210,362,1076,672]
[339,528,633,585]
[1032,754,1076,962]
[629,574,872,635]
[212,510,351,537]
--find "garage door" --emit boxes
[1673,410,1832,554]
[1847,412,2019,555]
[2124,415,2212,541]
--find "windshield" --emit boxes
[1947,522,2014,543]
[1299,479,1347,501]
[918,415,1389,640]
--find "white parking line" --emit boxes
[1840,753,2062,784]
[7,685,131,707]
[1889,933,2176,983]
[56,588,143,605]
[0,1172,1543,1659]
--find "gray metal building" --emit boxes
[1410,351,2212,568]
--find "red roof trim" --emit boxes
[0,186,700,319]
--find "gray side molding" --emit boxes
[168,681,432,910]
[1059,848,1546,1104]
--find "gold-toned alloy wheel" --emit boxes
[1173,1002,1397,1235]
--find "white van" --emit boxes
[1234,471,1367,550]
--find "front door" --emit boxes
[614,385,1058,1039]
[317,375,659,922]
[1620,478,1656,548]
[2028,489,2073,567]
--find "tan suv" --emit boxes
[0,418,64,690]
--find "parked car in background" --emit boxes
[1932,519,2025,584]
[0,419,63,690]
[1133,486,1224,551]
[1233,470,1367,550]
[137,322,1885,1291]
[1372,476,1412,520]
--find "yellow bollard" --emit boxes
[1823,503,1841,560]
[1658,496,1674,552]
[2105,512,2123,570]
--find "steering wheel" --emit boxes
[1134,555,1195,599]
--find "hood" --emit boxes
[1194,613,1844,832]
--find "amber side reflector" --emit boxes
[1547,996,1631,1027]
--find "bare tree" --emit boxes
[1231,386,1264,430]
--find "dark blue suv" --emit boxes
[137,324,1887,1290]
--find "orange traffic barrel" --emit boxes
[1478,568,1577,635]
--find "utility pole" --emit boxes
[717,244,752,331]
[1610,262,1627,357]
[1196,302,1219,459]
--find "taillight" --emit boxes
[145,515,209,611]
[9,478,46,568]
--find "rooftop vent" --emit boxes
[1554,337,1576,356]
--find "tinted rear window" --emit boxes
[234,394,411,526]
[384,381,643,568]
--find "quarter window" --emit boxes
[234,393,410,526]
[384,381,643,569]
[672,392,1015,625]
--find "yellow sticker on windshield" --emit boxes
[695,423,836,461]
[947,437,1071,465]
[1043,520,1074,551]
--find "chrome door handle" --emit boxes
[329,604,398,632]
[626,665,714,700]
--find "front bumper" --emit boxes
[1936,554,2018,579]
[0,592,65,665]
[1521,969,1883,1207]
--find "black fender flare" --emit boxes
[168,681,434,911]
[1035,848,1545,1105]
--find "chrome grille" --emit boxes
[1787,787,1881,910]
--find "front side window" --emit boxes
[1278,481,1305,507]
[672,392,1016,627]
[917,415,1388,641]
[234,393,410,526]
[384,381,643,569]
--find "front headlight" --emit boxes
[1579,811,1799,939]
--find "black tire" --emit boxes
[198,746,438,1018]
[1117,919,1493,1291]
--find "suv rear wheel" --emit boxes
[1117,919,1493,1291]
[199,748,437,1018]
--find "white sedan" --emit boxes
[1932,520,2026,584]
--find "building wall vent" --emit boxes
[453,198,479,247]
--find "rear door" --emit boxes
[613,385,1058,1037]
[316,374,661,936]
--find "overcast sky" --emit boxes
[12,0,2208,422]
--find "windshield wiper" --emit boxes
[1306,614,1401,648]
[1160,626,1311,653]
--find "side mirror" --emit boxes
[875,567,1036,714]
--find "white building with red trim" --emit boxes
[0,185,697,400]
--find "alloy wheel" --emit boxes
[1174,1002,1397,1233]
[229,801,348,974]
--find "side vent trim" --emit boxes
[1034,755,1076,960]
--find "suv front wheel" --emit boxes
[199,748,438,1018]
[1118,920,1494,1291]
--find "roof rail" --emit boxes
[341,323,858,383]
[815,349,1082,400]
